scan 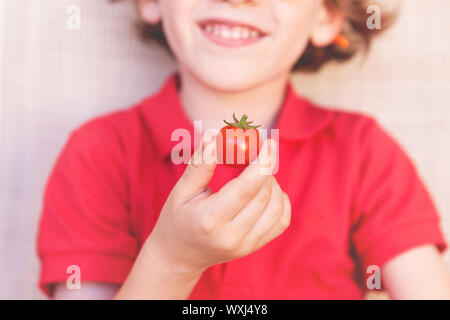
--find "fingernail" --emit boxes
[257,139,272,163]
[268,139,277,156]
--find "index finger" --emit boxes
[206,139,278,222]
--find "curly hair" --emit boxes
[111,0,398,71]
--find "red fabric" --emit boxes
[37,74,447,299]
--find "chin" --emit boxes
[191,64,270,93]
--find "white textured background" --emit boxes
[0,0,449,299]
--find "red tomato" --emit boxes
[216,113,261,167]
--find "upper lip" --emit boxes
[196,17,269,36]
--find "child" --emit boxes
[37,0,450,299]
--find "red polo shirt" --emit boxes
[37,74,447,299]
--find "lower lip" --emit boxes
[199,26,265,48]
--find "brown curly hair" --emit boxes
[111,0,398,71]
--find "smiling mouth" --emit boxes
[197,19,267,47]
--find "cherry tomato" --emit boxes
[216,113,261,167]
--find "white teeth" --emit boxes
[231,27,241,39]
[241,28,250,39]
[202,23,261,40]
[220,26,231,38]
[213,24,220,36]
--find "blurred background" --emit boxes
[0,0,449,299]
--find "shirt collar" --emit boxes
[141,73,335,159]
[274,80,335,141]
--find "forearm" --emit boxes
[382,245,450,300]
[114,238,204,300]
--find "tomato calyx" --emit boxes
[223,113,261,130]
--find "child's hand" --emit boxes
[144,136,291,277]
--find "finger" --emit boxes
[253,192,291,251]
[240,178,285,250]
[229,176,274,234]
[173,132,217,203]
[207,139,278,221]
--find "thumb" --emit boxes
[174,132,217,202]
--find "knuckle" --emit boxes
[281,211,291,230]
[189,161,202,170]
[199,214,216,234]
[253,233,266,247]
[271,201,284,218]
[280,211,291,231]
[241,188,255,202]
[259,186,271,204]
[217,234,239,252]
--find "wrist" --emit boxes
[143,234,206,280]
[115,235,204,300]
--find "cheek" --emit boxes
[268,1,321,68]
[160,0,195,58]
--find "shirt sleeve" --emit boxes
[37,120,138,297]
[351,118,447,270]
